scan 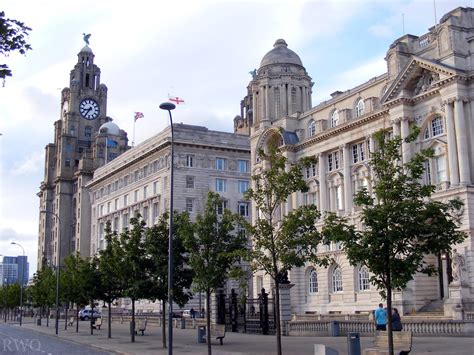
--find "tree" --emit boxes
[29,266,55,326]
[145,211,194,348]
[184,192,247,355]
[119,214,150,343]
[323,128,466,355]
[98,222,125,338]
[62,253,90,332]
[0,11,32,84]
[244,145,328,355]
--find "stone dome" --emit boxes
[79,45,93,54]
[99,121,120,136]
[259,39,303,68]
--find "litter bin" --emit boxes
[347,332,361,355]
[37,318,41,326]
[197,325,206,343]
[181,317,186,329]
[329,321,340,337]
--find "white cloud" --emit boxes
[12,151,44,175]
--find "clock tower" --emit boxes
[37,43,128,270]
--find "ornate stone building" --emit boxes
[37,44,128,270]
[241,7,474,317]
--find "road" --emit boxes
[0,321,111,355]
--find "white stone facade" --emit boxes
[243,7,474,316]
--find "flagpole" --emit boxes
[105,135,108,164]
[132,116,136,147]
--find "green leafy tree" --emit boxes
[119,214,150,343]
[145,211,194,348]
[62,253,90,332]
[29,266,55,326]
[0,11,32,84]
[98,222,125,338]
[82,256,103,335]
[244,145,328,355]
[323,128,466,355]
[184,192,247,355]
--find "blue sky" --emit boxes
[1,0,471,275]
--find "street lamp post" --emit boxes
[10,242,25,326]
[159,101,176,355]
[40,210,61,335]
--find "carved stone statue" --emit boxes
[249,69,257,79]
[83,33,91,45]
[451,249,465,285]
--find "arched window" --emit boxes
[309,269,318,293]
[330,110,339,127]
[308,120,316,137]
[355,99,365,118]
[274,87,281,118]
[358,266,370,291]
[332,265,343,292]
[431,116,444,137]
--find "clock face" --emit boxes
[79,99,100,120]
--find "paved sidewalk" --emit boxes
[10,318,474,355]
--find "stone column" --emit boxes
[281,84,287,116]
[401,117,411,164]
[445,100,459,186]
[276,283,294,336]
[287,85,293,115]
[252,90,258,124]
[343,144,352,214]
[265,85,271,119]
[318,153,327,212]
[302,87,308,111]
[454,99,471,184]
[392,118,401,137]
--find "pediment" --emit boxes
[382,57,462,104]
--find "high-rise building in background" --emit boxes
[0,256,29,286]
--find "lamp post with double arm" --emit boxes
[40,210,61,335]
[159,101,176,355]
[10,242,25,326]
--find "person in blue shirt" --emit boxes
[374,303,387,331]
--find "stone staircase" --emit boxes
[404,299,452,320]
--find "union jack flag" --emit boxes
[134,112,144,121]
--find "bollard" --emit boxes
[347,332,361,355]
[181,317,186,329]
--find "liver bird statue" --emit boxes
[83,33,91,45]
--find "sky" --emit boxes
[1,0,472,277]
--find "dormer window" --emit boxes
[355,98,365,117]
[330,110,339,128]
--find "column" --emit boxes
[287,85,292,115]
[281,84,287,116]
[454,99,471,184]
[343,144,352,214]
[445,100,459,185]
[401,117,411,164]
[392,118,401,137]
[318,153,327,212]
[252,91,258,124]
[265,85,270,119]
[302,87,308,111]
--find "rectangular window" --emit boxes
[186,198,193,212]
[143,186,147,199]
[107,202,111,213]
[327,151,340,171]
[216,200,227,215]
[153,180,160,194]
[238,202,250,217]
[113,217,119,232]
[164,177,168,191]
[115,198,119,210]
[215,178,226,192]
[186,176,195,188]
[238,160,249,172]
[134,189,139,202]
[142,206,149,223]
[216,158,226,170]
[123,194,128,206]
[186,155,194,167]
[152,202,159,220]
[238,180,249,194]
[256,276,263,294]
[425,161,432,185]
[122,213,129,230]
[436,156,447,182]
[352,142,366,164]
[100,205,104,216]
[336,185,343,210]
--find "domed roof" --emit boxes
[260,39,303,68]
[99,121,121,136]
[79,45,93,54]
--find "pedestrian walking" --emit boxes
[374,303,387,330]
[392,308,403,331]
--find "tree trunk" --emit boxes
[274,281,282,355]
[386,284,394,355]
[131,298,135,343]
[90,299,94,335]
[107,300,112,338]
[46,306,49,327]
[162,300,167,348]
[64,303,68,330]
[76,305,79,332]
[206,289,212,355]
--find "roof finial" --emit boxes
[82,33,91,45]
